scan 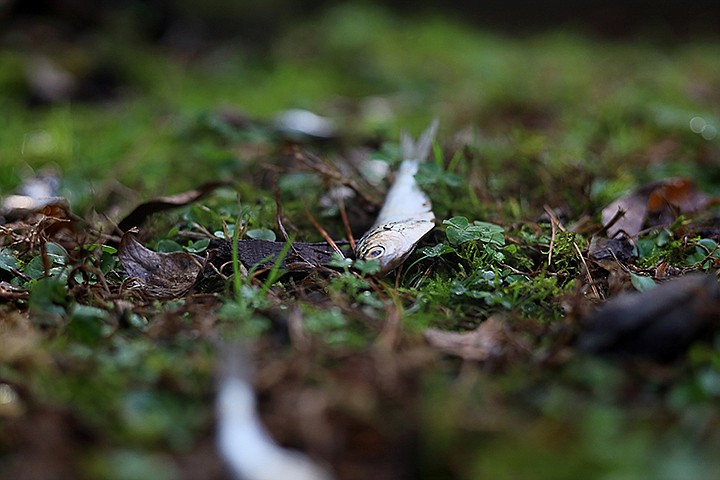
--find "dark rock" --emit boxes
[578,273,720,361]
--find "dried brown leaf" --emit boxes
[601,188,649,238]
[117,181,231,232]
[423,317,509,361]
[602,177,716,238]
[118,233,203,297]
[646,177,714,225]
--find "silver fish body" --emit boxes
[355,120,438,274]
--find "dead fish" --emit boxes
[354,119,438,274]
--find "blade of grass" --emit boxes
[231,213,243,299]
[259,235,294,296]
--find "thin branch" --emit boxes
[304,209,344,257]
[337,195,356,251]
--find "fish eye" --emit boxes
[365,245,385,259]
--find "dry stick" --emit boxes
[696,238,720,269]
[394,263,404,289]
[304,209,344,257]
[190,221,216,239]
[573,241,603,300]
[543,204,565,267]
[272,176,290,242]
[337,195,356,251]
[543,205,566,233]
[545,209,558,267]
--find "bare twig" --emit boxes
[337,195,356,251]
[273,176,291,242]
[574,240,602,300]
[304,209,344,257]
[543,205,565,267]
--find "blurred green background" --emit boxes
[1,0,718,207]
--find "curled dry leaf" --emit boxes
[601,177,715,238]
[117,181,231,232]
[577,273,720,361]
[118,233,203,297]
[423,316,510,361]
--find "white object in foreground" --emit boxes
[217,376,334,480]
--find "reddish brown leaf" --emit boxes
[602,177,716,238]
[646,177,714,225]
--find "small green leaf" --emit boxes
[215,223,236,240]
[24,255,46,279]
[686,238,720,266]
[416,162,462,188]
[184,239,210,253]
[156,240,183,253]
[101,245,118,254]
[328,254,353,269]
[0,249,19,273]
[353,258,381,276]
[630,273,656,292]
[28,276,68,321]
[67,304,110,345]
[45,243,68,264]
[100,251,117,274]
[443,216,505,246]
[419,243,456,258]
[246,228,276,241]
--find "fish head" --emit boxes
[354,220,434,274]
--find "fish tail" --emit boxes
[401,118,439,162]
